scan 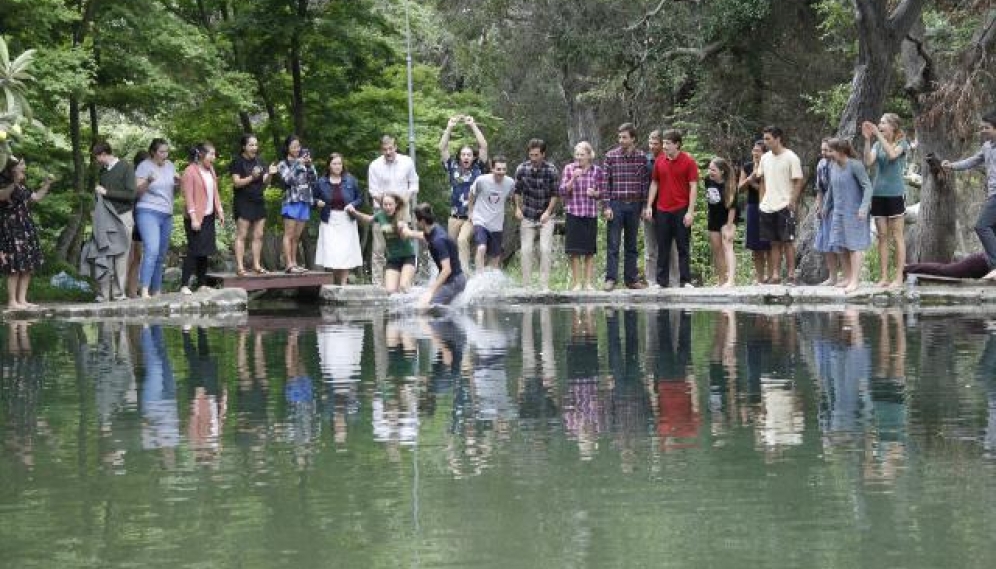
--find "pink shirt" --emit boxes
[558,163,604,218]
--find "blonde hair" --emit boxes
[880,113,906,142]
[574,141,595,161]
[710,157,738,209]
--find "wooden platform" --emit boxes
[206,270,336,292]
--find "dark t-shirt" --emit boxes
[427,224,463,281]
[228,155,267,203]
[743,161,760,205]
[444,157,486,218]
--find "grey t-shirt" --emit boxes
[470,174,515,231]
[135,159,177,214]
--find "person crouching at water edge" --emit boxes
[412,202,466,308]
[348,193,417,294]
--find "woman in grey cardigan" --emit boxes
[826,137,873,293]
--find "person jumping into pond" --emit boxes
[862,113,911,288]
[942,109,996,281]
[347,193,417,294]
[826,138,873,293]
[413,202,466,308]
[439,115,488,272]
[467,155,515,271]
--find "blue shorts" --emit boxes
[431,273,467,305]
[281,201,311,221]
[473,225,503,258]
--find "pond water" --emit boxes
[2,306,996,568]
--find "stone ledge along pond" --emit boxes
[2,305,996,568]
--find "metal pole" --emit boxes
[404,0,416,166]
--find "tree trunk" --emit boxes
[561,71,600,152]
[290,0,307,137]
[836,0,925,138]
[901,10,996,262]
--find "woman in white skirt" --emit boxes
[314,153,363,284]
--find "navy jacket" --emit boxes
[315,174,363,222]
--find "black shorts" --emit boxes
[871,196,905,218]
[473,225,503,258]
[758,207,796,243]
[386,255,416,272]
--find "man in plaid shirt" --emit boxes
[513,139,560,290]
[602,123,649,290]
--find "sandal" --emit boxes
[236,268,249,277]
[253,267,270,275]
[285,266,298,274]
[292,265,309,274]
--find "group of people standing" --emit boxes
[3,106,995,310]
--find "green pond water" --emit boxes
[1,306,996,568]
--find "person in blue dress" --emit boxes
[813,139,843,285]
[827,138,874,293]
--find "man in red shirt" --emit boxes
[643,130,698,287]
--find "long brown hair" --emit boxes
[827,137,855,159]
[711,157,738,209]
[880,113,906,143]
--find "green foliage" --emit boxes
[815,0,857,56]
[803,82,852,127]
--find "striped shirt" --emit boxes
[604,145,649,202]
[514,160,560,221]
[558,162,605,218]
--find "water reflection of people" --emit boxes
[756,314,804,451]
[89,322,138,472]
[373,320,420,460]
[606,308,651,471]
[183,326,226,466]
[517,307,559,428]
[235,328,270,464]
[653,309,699,451]
[469,308,516,428]
[707,310,739,435]
[2,320,45,468]
[813,311,871,445]
[565,306,604,459]
[317,321,364,449]
[283,328,317,464]
[866,310,908,481]
[139,326,179,467]
[980,332,996,457]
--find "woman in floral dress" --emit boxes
[0,157,53,310]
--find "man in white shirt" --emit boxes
[367,135,419,285]
[753,126,803,285]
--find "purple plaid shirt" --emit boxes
[558,162,604,218]
[603,145,649,202]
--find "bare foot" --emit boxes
[721,281,734,288]
[571,284,582,292]
[819,278,837,286]
[889,279,904,288]
[844,281,858,293]
[875,279,890,287]
[6,302,26,311]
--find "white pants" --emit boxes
[520,217,555,288]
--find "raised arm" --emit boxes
[465,116,488,164]
[439,115,460,162]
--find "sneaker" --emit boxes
[603,280,616,292]
[682,282,695,289]
[626,281,647,290]
[180,286,193,295]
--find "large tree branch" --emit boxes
[661,40,725,61]
[888,0,928,40]
[963,9,996,71]
[626,0,696,31]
